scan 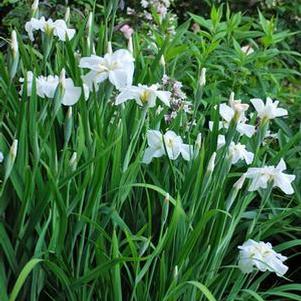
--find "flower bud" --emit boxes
[160,55,166,68]
[10,139,18,160]
[59,68,66,88]
[69,152,77,171]
[173,265,179,281]
[11,30,19,58]
[161,193,170,225]
[107,41,113,55]
[31,0,39,16]
[128,36,133,53]
[65,7,70,23]
[229,92,235,103]
[64,107,73,144]
[207,152,216,173]
[195,133,202,149]
[86,12,93,32]
[0,151,4,163]
[199,67,206,87]
[233,174,246,190]
[5,139,18,180]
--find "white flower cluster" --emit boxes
[25,17,75,41]
[212,93,294,195]
[245,159,295,195]
[20,70,88,106]
[116,84,171,108]
[79,49,135,91]
[142,130,193,164]
[238,239,288,276]
[217,135,254,165]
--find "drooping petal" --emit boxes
[248,174,269,191]
[142,147,164,164]
[180,144,194,161]
[109,69,131,90]
[244,151,254,165]
[142,147,156,164]
[237,123,256,137]
[115,87,140,105]
[61,79,82,106]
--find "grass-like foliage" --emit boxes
[0,1,301,300]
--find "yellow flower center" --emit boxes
[140,90,150,104]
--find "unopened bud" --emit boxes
[233,174,246,190]
[128,36,133,53]
[161,193,170,225]
[86,36,91,53]
[10,139,18,160]
[65,7,70,23]
[199,67,206,87]
[64,107,73,144]
[59,68,66,88]
[0,151,3,163]
[69,152,77,171]
[139,238,150,256]
[207,152,216,173]
[5,139,18,180]
[87,12,93,32]
[195,133,202,149]
[31,0,39,17]
[31,0,39,11]
[11,30,18,58]
[229,92,235,104]
[173,265,179,281]
[92,42,96,54]
[107,41,113,55]
[160,55,165,67]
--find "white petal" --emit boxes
[244,151,254,165]
[142,147,164,164]
[217,135,226,149]
[237,123,256,137]
[154,90,171,107]
[147,130,162,148]
[180,144,193,161]
[142,147,156,164]
[250,98,265,114]
[83,84,90,100]
[61,80,81,106]
[248,174,269,191]
[109,69,131,90]
[276,159,286,172]
[219,103,234,122]
[274,173,296,195]
[115,87,140,105]
[274,108,288,118]
[79,55,104,71]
